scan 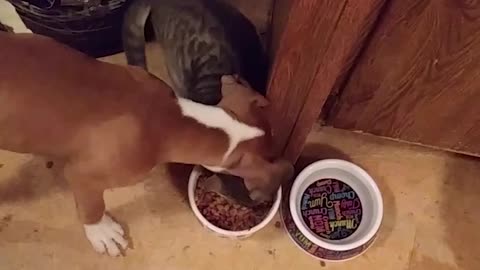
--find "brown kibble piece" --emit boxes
[274,221,281,229]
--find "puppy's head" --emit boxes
[217,75,294,201]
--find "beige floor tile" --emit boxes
[0,0,31,33]
[1,126,479,269]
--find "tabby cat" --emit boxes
[122,0,268,105]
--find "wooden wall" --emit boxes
[327,0,480,156]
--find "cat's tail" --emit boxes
[122,0,151,69]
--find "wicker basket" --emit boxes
[7,0,131,57]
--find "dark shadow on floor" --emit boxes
[296,143,353,173]
[165,163,193,202]
[0,157,67,204]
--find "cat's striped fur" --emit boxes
[122,0,268,105]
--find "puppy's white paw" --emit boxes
[84,214,129,256]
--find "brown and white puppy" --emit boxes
[0,32,293,256]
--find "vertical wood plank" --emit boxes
[267,0,387,163]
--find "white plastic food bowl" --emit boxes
[282,159,383,261]
[188,166,282,239]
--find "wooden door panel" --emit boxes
[328,0,480,156]
[268,0,386,162]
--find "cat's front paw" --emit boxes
[83,214,129,256]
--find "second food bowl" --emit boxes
[283,159,383,261]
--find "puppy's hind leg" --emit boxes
[65,165,128,257]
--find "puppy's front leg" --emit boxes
[66,166,128,256]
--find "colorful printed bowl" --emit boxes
[282,159,383,261]
[188,166,282,239]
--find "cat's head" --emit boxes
[217,75,294,202]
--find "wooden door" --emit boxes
[327,0,480,156]
[267,0,387,162]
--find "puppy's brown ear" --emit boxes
[252,95,270,108]
[233,74,252,88]
[222,75,237,84]
[220,75,237,97]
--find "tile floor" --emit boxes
[1,125,479,270]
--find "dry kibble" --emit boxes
[195,174,273,231]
